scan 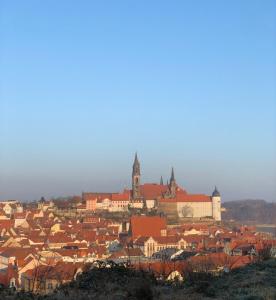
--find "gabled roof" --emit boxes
[0,247,36,259]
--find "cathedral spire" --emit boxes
[132,152,140,176]
[169,167,176,197]
[132,153,141,199]
[134,152,138,164]
[170,167,175,183]
[160,176,164,185]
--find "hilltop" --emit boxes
[222,199,276,224]
[1,259,276,300]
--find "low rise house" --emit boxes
[21,262,84,294]
[188,252,253,274]
[0,263,19,289]
[0,248,37,270]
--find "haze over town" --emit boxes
[1,1,276,202]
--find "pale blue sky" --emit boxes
[0,0,276,201]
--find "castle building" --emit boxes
[128,154,221,221]
[83,154,221,221]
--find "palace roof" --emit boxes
[140,183,168,199]
[159,190,211,203]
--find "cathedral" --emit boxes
[130,153,221,221]
[84,153,221,221]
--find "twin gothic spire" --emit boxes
[132,154,220,200]
[132,153,176,198]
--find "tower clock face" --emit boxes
[181,205,193,217]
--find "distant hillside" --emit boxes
[222,199,276,224]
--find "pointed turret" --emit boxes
[212,186,221,221]
[212,186,221,197]
[160,176,164,185]
[39,196,45,203]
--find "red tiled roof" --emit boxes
[77,231,97,242]
[0,220,15,228]
[111,192,130,201]
[229,255,253,269]
[48,234,73,244]
[0,248,37,268]
[130,216,167,239]
[140,184,168,199]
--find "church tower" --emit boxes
[169,167,177,197]
[132,153,141,199]
[212,186,221,221]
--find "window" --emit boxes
[39,281,46,290]
[10,279,15,287]
[48,283,53,290]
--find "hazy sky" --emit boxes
[0,1,276,202]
